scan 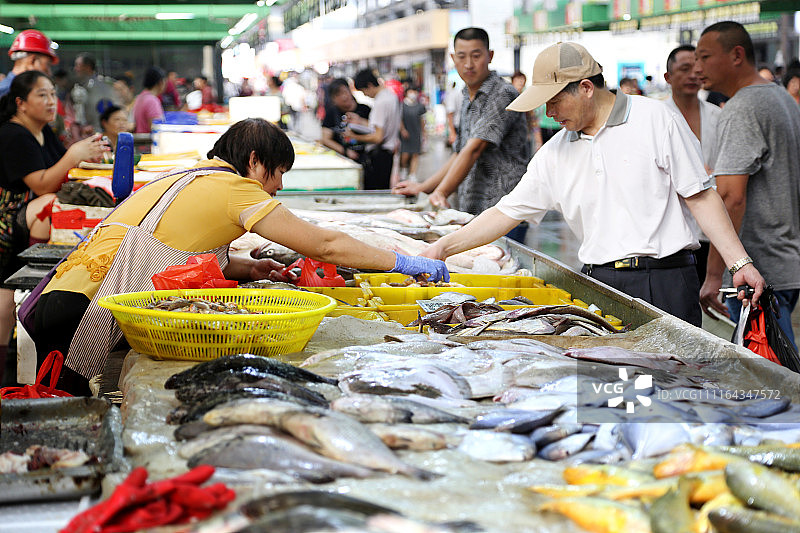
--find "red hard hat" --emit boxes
[9,29,59,64]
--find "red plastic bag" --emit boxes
[283,258,345,287]
[151,254,237,290]
[736,286,800,373]
[0,351,73,399]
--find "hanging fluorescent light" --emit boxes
[155,13,195,20]
[221,35,234,48]
[229,13,258,35]
[266,0,279,5]
[51,41,59,49]
[0,24,14,34]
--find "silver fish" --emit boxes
[457,430,535,463]
[178,424,278,459]
[330,394,469,424]
[538,432,593,460]
[187,434,375,483]
[530,424,583,448]
[621,423,692,460]
[338,363,472,399]
[277,409,438,479]
[470,408,562,433]
[368,423,451,451]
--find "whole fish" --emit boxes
[653,445,737,478]
[175,373,329,407]
[724,460,800,519]
[330,394,469,424]
[538,433,594,461]
[708,506,800,533]
[241,490,399,519]
[178,424,279,459]
[203,398,319,427]
[164,353,337,389]
[457,430,535,463]
[530,424,584,448]
[717,444,800,472]
[277,409,438,479]
[735,397,791,418]
[237,506,368,533]
[649,477,695,533]
[562,464,655,487]
[187,434,375,483]
[538,497,651,533]
[470,408,562,433]
[167,388,312,425]
[368,423,451,451]
[563,346,695,373]
[338,363,472,399]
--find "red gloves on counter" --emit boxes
[61,465,235,533]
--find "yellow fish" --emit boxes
[539,497,651,533]
[563,464,655,487]
[529,484,604,498]
[653,445,737,478]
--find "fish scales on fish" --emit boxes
[724,460,800,519]
[563,345,701,374]
[236,505,370,532]
[187,434,375,483]
[174,372,329,407]
[164,353,337,389]
[178,424,281,459]
[708,506,800,533]
[240,490,400,519]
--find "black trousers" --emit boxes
[363,147,393,190]
[33,291,92,396]
[581,264,702,327]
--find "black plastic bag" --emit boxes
[735,286,800,373]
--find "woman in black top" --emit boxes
[0,70,106,384]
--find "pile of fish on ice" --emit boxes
[163,334,800,532]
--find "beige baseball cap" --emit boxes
[507,42,602,112]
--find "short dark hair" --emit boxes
[99,105,123,124]
[207,118,294,178]
[76,53,96,72]
[562,72,606,95]
[511,70,526,82]
[667,45,696,73]
[454,27,489,50]
[701,21,755,65]
[269,76,281,87]
[783,68,800,88]
[0,70,51,123]
[353,69,378,91]
[328,78,351,98]
[143,67,165,89]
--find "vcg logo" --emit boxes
[591,368,653,413]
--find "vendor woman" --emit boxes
[33,118,449,395]
[0,70,106,384]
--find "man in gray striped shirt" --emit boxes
[393,27,529,239]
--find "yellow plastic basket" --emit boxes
[98,288,336,361]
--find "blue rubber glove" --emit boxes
[389,251,450,282]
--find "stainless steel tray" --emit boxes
[0,397,123,503]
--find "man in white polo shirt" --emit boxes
[421,41,764,326]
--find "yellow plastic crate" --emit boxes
[98,288,335,361]
[303,286,368,306]
[363,286,573,306]
[353,272,546,288]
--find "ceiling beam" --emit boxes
[0,4,268,18]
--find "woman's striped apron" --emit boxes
[66,167,233,379]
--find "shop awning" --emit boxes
[0,1,281,45]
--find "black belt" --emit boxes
[585,250,696,272]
